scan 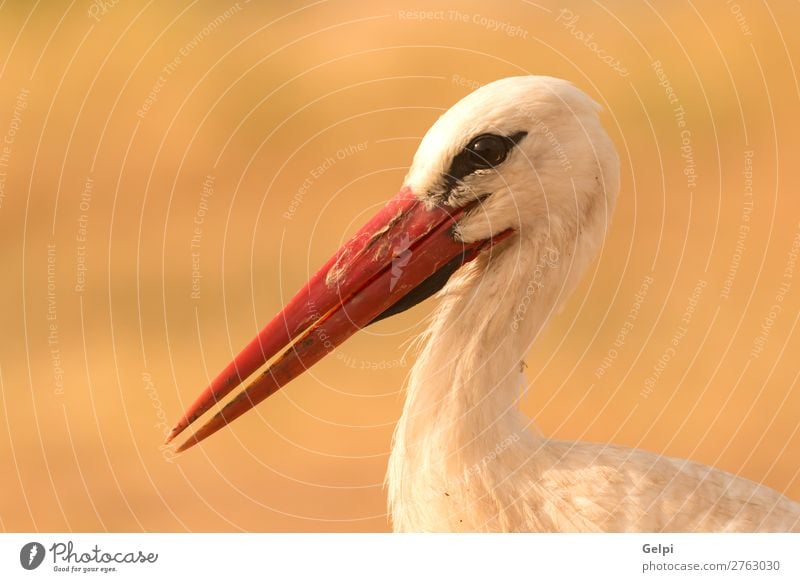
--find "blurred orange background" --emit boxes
[1,0,799,532]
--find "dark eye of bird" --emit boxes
[441,131,527,195]
[466,134,513,168]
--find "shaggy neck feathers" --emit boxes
[387,232,572,531]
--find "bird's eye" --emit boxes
[466,134,512,168]
[440,131,527,197]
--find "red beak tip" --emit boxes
[173,440,193,454]
[173,430,208,453]
[163,421,188,445]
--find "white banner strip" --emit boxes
[1,533,798,581]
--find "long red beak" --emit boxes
[169,186,510,452]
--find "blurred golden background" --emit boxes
[1,0,799,532]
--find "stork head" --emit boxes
[407,76,619,245]
[168,76,619,451]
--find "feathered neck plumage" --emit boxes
[387,230,574,531]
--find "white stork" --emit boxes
[167,76,800,532]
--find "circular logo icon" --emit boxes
[19,542,46,570]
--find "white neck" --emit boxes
[387,228,588,531]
